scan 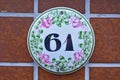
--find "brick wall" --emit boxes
[0,0,120,80]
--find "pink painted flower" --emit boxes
[74,50,84,62]
[38,53,51,64]
[69,17,82,28]
[40,17,52,28]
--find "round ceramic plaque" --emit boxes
[27,7,95,74]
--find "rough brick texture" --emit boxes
[90,18,120,63]
[0,66,33,80]
[91,0,120,13]
[39,68,85,80]
[39,0,85,13]
[90,67,120,80]
[0,17,33,62]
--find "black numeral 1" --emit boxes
[64,34,74,51]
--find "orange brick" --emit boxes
[38,68,85,80]
[38,0,85,13]
[0,66,33,80]
[90,18,120,63]
[90,67,120,80]
[0,17,33,62]
[0,0,33,13]
[91,0,120,13]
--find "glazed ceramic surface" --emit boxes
[27,7,95,74]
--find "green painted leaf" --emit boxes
[59,56,64,60]
[52,58,56,62]
[36,26,38,29]
[56,68,59,72]
[65,21,69,25]
[52,21,55,24]
[59,63,63,67]
[34,45,38,49]
[79,43,83,48]
[38,21,41,24]
[39,30,43,34]
[79,31,82,39]
[61,59,66,63]
[31,33,35,39]
[57,23,62,27]
[56,61,60,65]
[44,64,47,67]
[36,35,40,38]
[82,21,87,26]
[50,65,54,69]
[60,67,65,71]
[30,41,33,45]
[39,47,43,51]
[40,38,43,43]
[68,57,72,61]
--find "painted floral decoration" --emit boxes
[74,50,84,62]
[40,17,52,28]
[38,53,52,65]
[69,17,82,28]
[29,9,93,73]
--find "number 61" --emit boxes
[44,33,74,52]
